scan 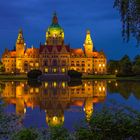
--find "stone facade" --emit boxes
[1,13,107,75]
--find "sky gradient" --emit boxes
[0,0,139,60]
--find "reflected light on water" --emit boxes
[0,80,108,128]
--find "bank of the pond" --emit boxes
[82,74,116,79]
[82,74,140,80]
[0,74,27,80]
[0,74,140,81]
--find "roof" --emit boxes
[70,48,84,56]
[2,49,16,58]
[39,45,70,53]
[47,13,63,33]
[25,47,39,55]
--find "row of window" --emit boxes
[2,59,16,62]
[94,60,106,62]
[71,64,90,67]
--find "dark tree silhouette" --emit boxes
[114,0,140,45]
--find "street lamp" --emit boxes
[115,69,118,75]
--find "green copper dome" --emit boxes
[46,13,64,39]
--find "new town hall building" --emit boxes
[1,13,107,75]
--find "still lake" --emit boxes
[0,80,140,130]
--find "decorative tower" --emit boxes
[16,29,25,57]
[84,30,93,57]
[84,98,93,122]
[16,29,26,73]
[46,12,64,46]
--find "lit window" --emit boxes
[53,68,57,73]
[53,82,57,87]
[45,68,48,73]
[45,82,48,88]
[62,68,65,73]
[35,63,39,67]
[35,88,39,93]
[99,64,101,67]
[62,82,66,88]
[30,63,33,67]
[30,88,33,93]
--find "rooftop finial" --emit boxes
[52,11,58,24]
[86,29,90,34]
[19,28,23,34]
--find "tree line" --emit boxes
[108,54,140,76]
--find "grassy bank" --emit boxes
[0,74,27,80]
[82,74,140,80]
[0,73,140,81]
[82,74,116,79]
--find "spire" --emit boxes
[84,29,93,45]
[52,12,58,24]
[19,28,23,34]
[84,29,94,57]
[84,98,94,122]
[16,28,24,44]
[86,29,90,34]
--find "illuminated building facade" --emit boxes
[1,13,107,74]
[0,80,107,126]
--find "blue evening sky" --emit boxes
[0,0,139,60]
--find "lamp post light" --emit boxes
[115,69,118,75]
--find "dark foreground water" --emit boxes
[0,80,140,130]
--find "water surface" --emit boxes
[0,80,140,130]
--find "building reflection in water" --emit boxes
[0,80,107,127]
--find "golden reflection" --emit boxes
[84,98,94,122]
[0,80,107,126]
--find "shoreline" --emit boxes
[0,74,140,81]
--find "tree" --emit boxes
[27,70,42,79]
[114,0,140,45]
[68,70,82,78]
[107,60,120,74]
[119,55,132,75]
[132,55,140,75]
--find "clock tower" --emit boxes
[16,29,26,73]
[84,30,93,57]
[16,29,25,57]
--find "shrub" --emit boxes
[11,128,39,140]
[77,101,140,139]
[27,70,42,79]
[75,128,94,140]
[50,126,69,140]
[68,70,82,78]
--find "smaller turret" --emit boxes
[84,98,93,122]
[84,30,93,57]
[16,29,26,57]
